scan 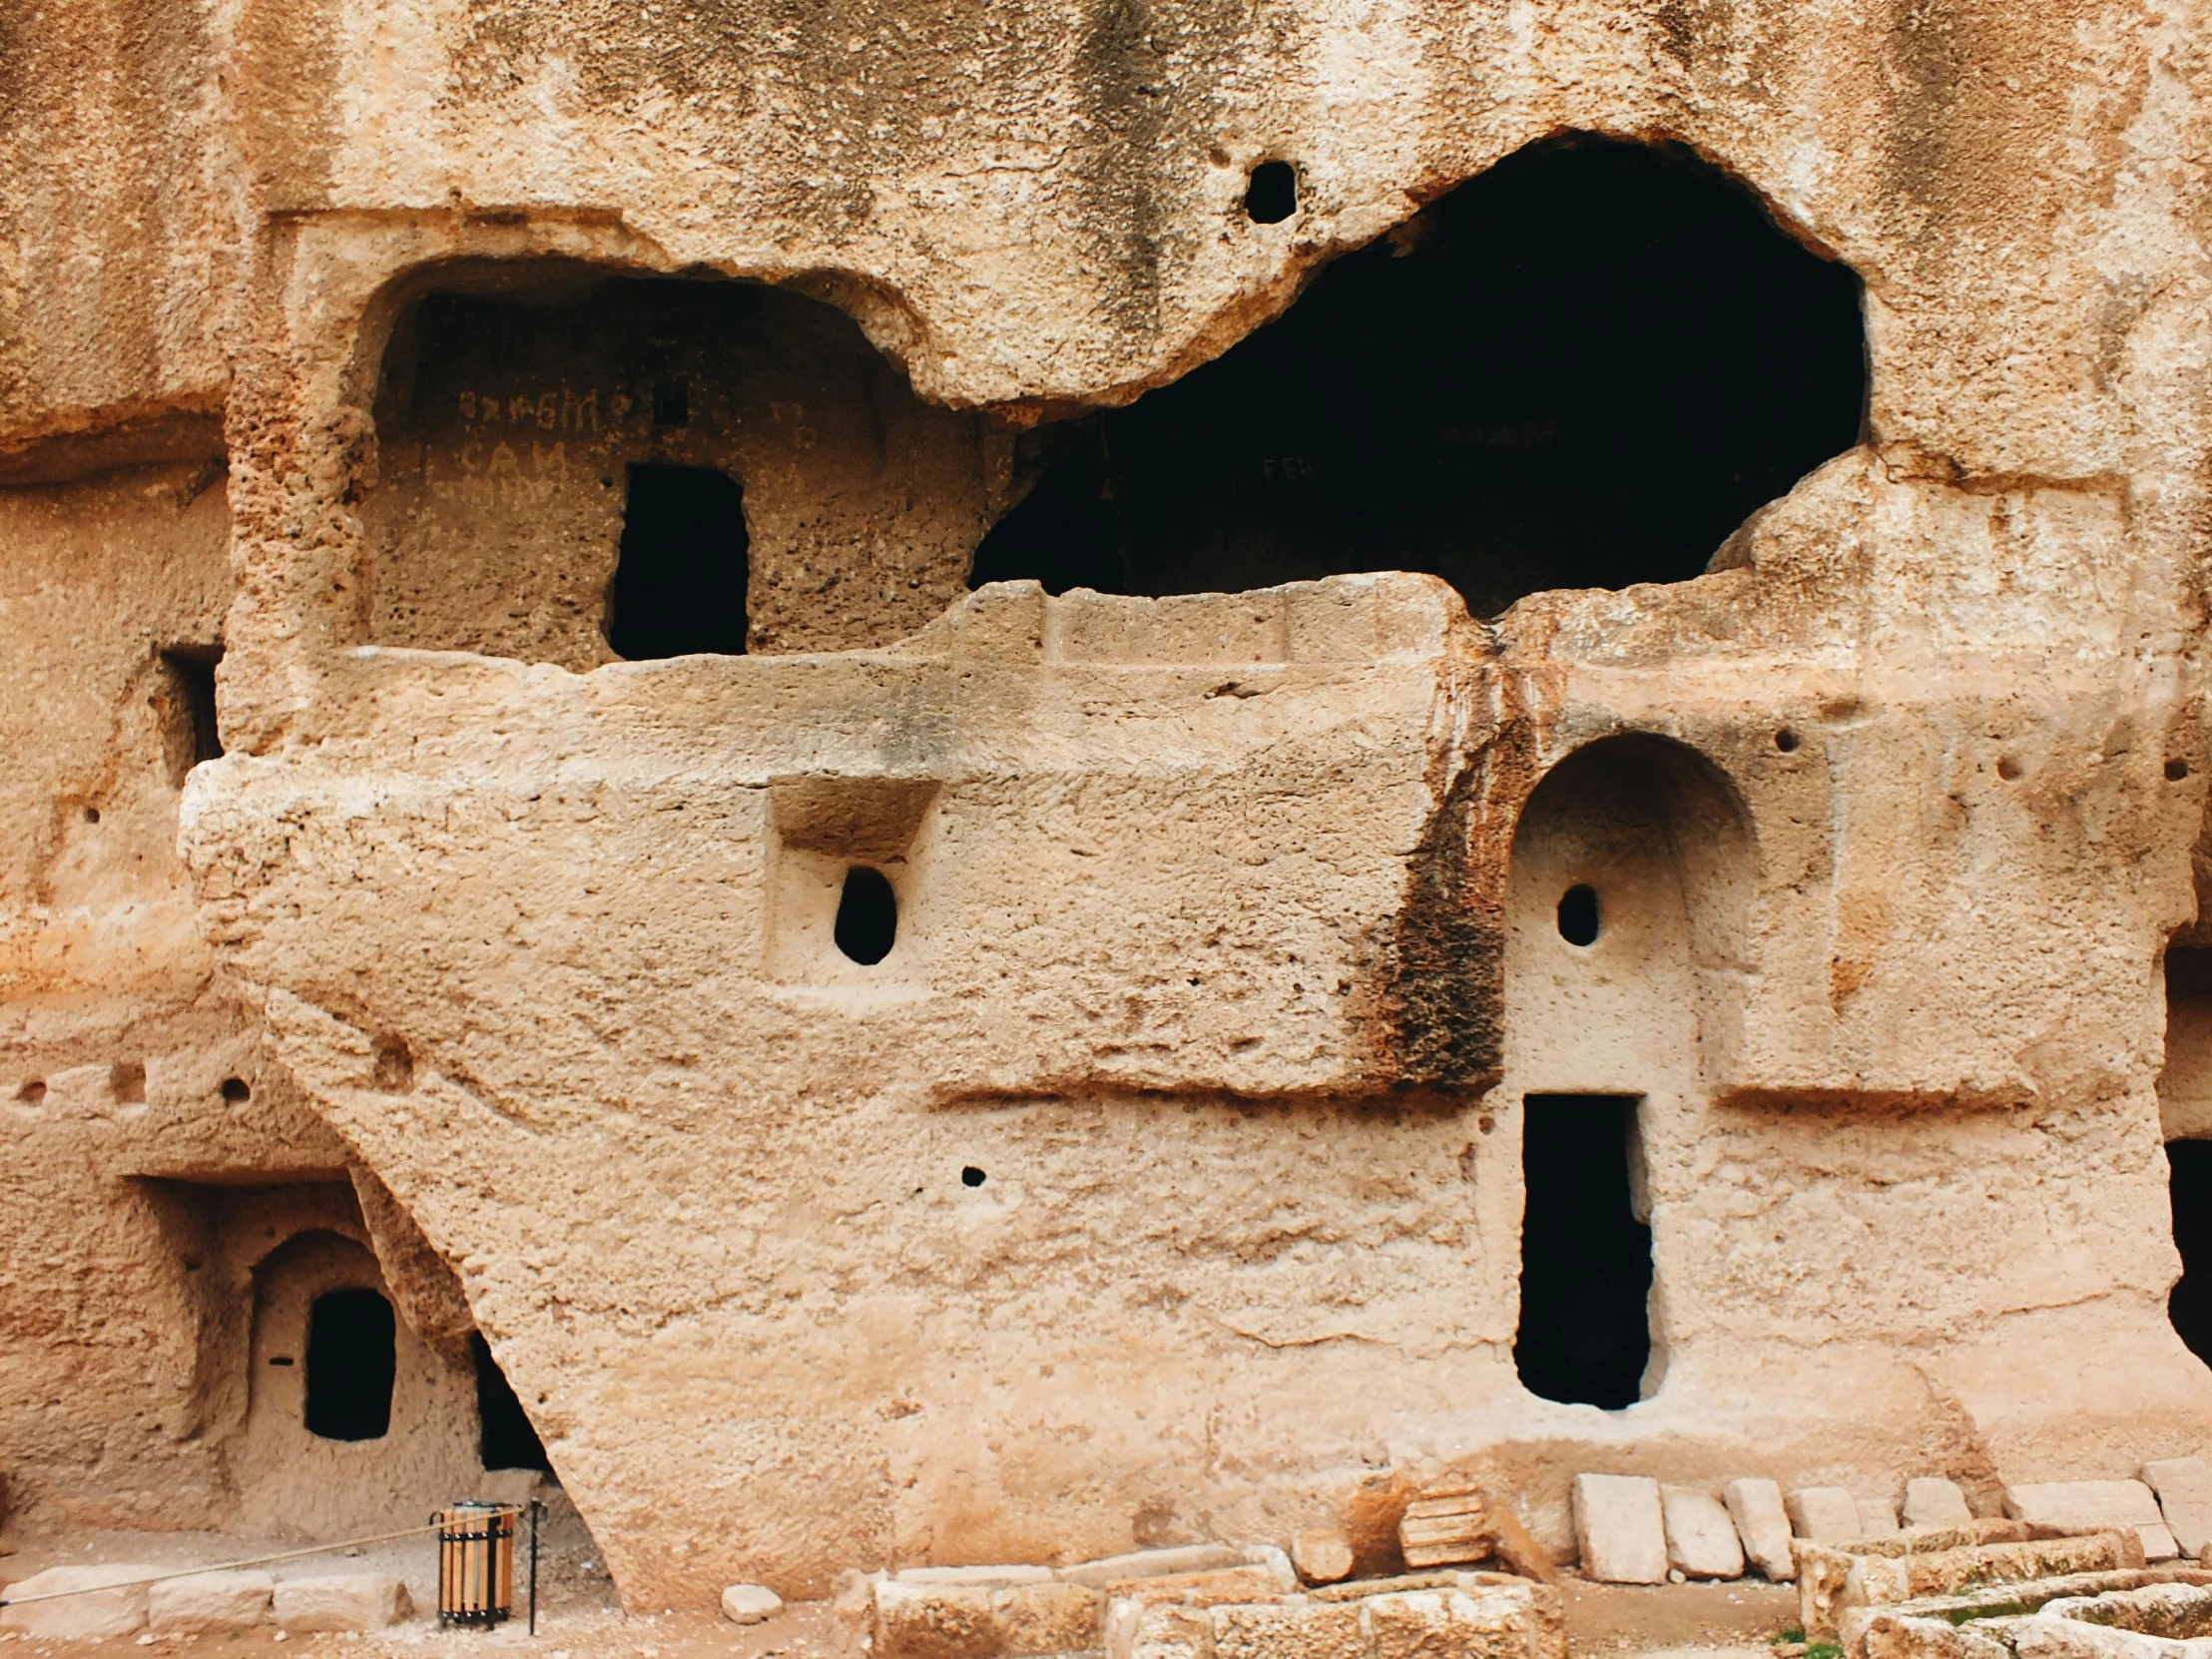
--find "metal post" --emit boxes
[528,1499,542,1636]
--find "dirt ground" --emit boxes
[0,1530,1803,1659]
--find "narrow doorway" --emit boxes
[1515,1094,1653,1408]
[606,465,750,659]
[303,1287,396,1440]
[2171,1141,2212,1364]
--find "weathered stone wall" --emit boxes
[3,0,2212,1621]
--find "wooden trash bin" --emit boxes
[435,1501,515,1627]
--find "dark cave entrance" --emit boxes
[303,1287,396,1441]
[606,464,751,659]
[1515,1094,1654,1409]
[2171,1140,2212,1365]
[970,133,1867,613]
[471,1333,554,1473]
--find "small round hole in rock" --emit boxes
[961,1166,986,1188]
[1997,756,2023,782]
[1557,883,1600,946]
[833,866,898,965]
[1244,161,1298,225]
[1775,729,1800,753]
[16,1079,45,1105]
[2169,759,2192,782]
[221,1076,251,1103]
[82,807,99,824]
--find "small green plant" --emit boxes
[1807,1642,1845,1659]
[1774,1630,1806,1647]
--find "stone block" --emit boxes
[1292,1531,1354,1586]
[899,1565,1059,1584]
[271,1574,412,1633]
[1108,1600,1214,1659]
[1063,1546,1251,1587]
[148,1570,274,1633]
[877,1579,1102,1659]
[1839,1569,2212,1657]
[0,1564,160,1639]
[2004,1483,2179,1562]
[1726,1479,1797,1581]
[1791,1488,1868,1542]
[2142,1460,2212,1559]
[1210,1598,1366,1659]
[1400,1490,1495,1569]
[1364,1582,1565,1659]
[1904,1481,1974,1530]
[1572,1474,1666,1585]
[1860,1500,1904,1539]
[1798,1532,2142,1642]
[1102,1566,1296,1611]
[723,1582,785,1624]
[1661,1486,1745,1580]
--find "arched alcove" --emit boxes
[1502,733,1756,1407]
[971,133,1866,611]
[357,262,993,666]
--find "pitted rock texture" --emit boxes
[5,0,2212,1626]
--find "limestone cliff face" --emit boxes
[3,0,2212,1614]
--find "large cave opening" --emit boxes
[971,133,1867,614]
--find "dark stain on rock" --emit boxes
[1379,752,1505,1091]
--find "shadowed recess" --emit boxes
[303,1287,396,1441]
[1515,1094,1653,1409]
[2171,1140,2212,1366]
[971,133,1867,611]
[606,465,750,659]
[834,866,898,965]
[471,1333,554,1473]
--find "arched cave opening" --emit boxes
[303,1286,396,1441]
[1514,1094,1653,1409]
[971,133,1867,613]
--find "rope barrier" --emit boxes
[0,1513,510,1608]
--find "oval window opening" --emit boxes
[1557,883,1600,946]
[834,866,898,965]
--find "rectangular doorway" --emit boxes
[1513,1094,1653,1408]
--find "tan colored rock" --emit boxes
[1727,1479,1797,1582]
[148,1571,274,1633]
[1800,1532,2142,1642]
[1860,1500,1905,1540]
[0,1565,159,1639]
[1210,1598,1367,1659]
[1572,1474,1666,1585]
[271,1574,412,1633]
[1291,1532,1354,1587]
[13,0,2212,1615]
[1661,1485,1746,1581]
[1102,1567,1296,1612]
[722,1582,784,1624]
[1398,1489,1494,1569]
[1109,1574,1562,1659]
[2005,1484,2180,1562]
[2142,1460,2212,1560]
[1903,1482,1974,1531]
[1062,1548,1253,1588]
[1847,1569,2212,1659]
[876,1579,1103,1659]
[1792,1489,1870,1543]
